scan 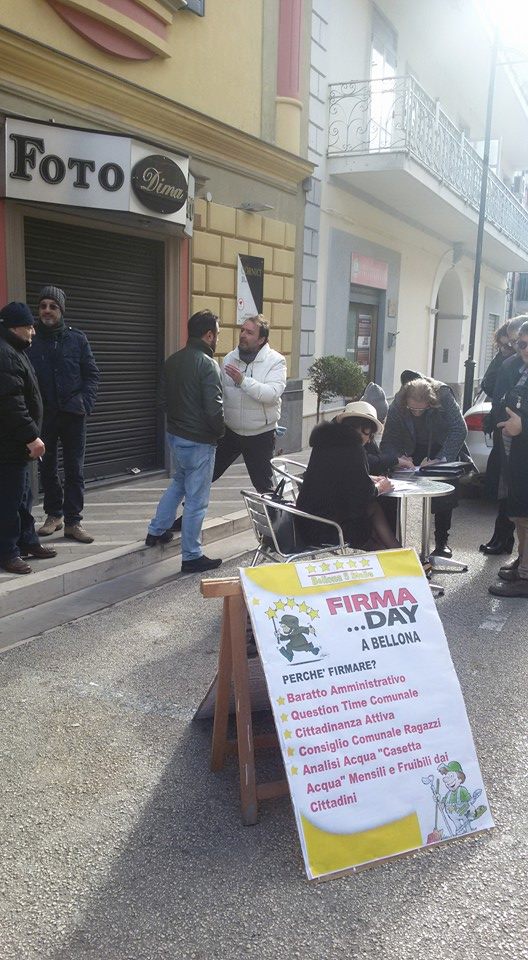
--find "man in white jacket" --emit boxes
[213,315,287,491]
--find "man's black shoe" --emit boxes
[170,515,183,532]
[181,555,222,573]
[145,531,174,547]
[489,579,528,598]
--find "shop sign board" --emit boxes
[237,254,264,324]
[2,118,192,229]
[240,549,493,880]
[351,252,388,289]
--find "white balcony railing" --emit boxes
[328,75,528,255]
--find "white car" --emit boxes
[464,391,493,474]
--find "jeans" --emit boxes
[0,462,40,561]
[40,412,87,525]
[148,434,216,561]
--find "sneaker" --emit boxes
[38,515,63,536]
[145,531,174,547]
[181,555,222,573]
[499,556,520,572]
[64,524,94,544]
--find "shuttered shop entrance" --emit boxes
[25,218,165,479]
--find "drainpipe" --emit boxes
[275,0,303,155]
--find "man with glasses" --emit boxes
[489,320,528,597]
[28,285,100,545]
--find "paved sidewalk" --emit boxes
[0,459,260,618]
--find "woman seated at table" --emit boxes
[296,401,400,550]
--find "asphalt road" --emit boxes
[0,496,526,960]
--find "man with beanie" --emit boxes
[0,301,57,574]
[28,285,100,544]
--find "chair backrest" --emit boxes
[241,489,346,562]
[270,457,305,501]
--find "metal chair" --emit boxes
[240,489,350,566]
[270,457,306,501]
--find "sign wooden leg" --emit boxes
[210,597,233,772]
[229,593,258,825]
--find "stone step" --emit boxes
[0,509,250,620]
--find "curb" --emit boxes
[0,510,250,618]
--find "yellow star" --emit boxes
[308,608,319,620]
[286,597,296,608]
[307,564,317,573]
[360,558,370,567]
[347,558,357,568]
[277,696,285,706]
[287,747,295,756]
[291,766,298,776]
[252,597,260,605]
[266,607,276,620]
[280,713,288,722]
[275,599,285,611]
[284,730,292,739]
[335,561,344,569]
[321,562,330,572]
[298,601,309,614]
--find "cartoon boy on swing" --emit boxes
[276,614,320,663]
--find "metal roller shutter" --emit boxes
[24,217,165,480]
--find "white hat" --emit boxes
[337,400,383,434]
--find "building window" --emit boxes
[517,273,528,301]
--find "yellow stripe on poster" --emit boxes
[243,549,423,597]
[301,811,423,878]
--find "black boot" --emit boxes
[480,536,514,556]
[432,538,452,559]
[433,509,452,558]
[480,506,515,554]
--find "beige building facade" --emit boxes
[0,0,311,477]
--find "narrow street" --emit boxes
[0,496,525,960]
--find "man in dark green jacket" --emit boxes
[146,310,224,573]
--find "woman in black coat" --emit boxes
[296,401,400,550]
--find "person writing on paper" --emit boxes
[380,375,468,558]
[360,381,414,475]
[296,401,401,551]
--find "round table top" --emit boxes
[384,477,455,499]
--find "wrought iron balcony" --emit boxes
[328,75,528,258]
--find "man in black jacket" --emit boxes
[0,302,57,574]
[146,310,225,573]
[28,285,100,544]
